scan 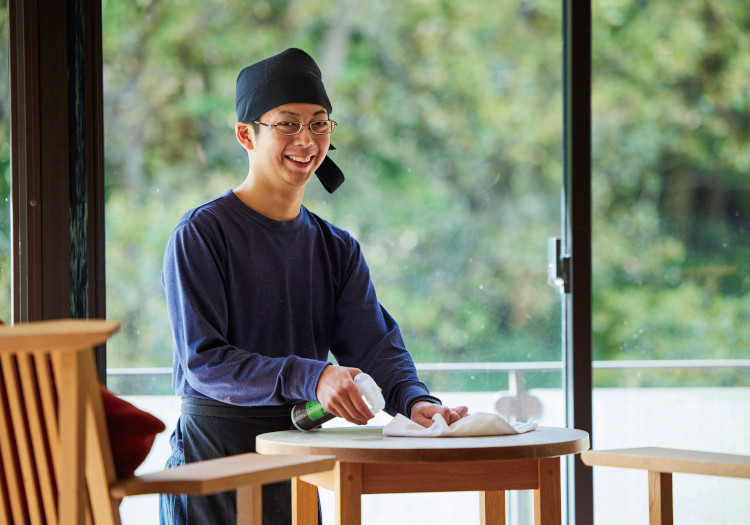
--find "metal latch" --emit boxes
[547,237,571,294]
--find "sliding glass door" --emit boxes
[590,1,750,523]
[102,1,567,522]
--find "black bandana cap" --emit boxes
[236,48,344,193]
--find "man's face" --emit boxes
[247,102,331,191]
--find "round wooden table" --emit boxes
[257,426,589,525]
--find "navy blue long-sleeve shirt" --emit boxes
[162,190,437,420]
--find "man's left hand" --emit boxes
[410,401,469,428]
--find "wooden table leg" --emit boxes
[480,490,506,525]
[293,477,319,525]
[648,471,673,525]
[335,462,362,525]
[533,457,561,525]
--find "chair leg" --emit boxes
[292,477,319,525]
[236,484,262,525]
[648,471,673,525]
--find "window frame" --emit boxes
[8,0,106,378]
[562,0,594,522]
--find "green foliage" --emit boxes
[98,0,748,390]
[0,0,746,391]
[591,0,750,387]
[101,0,566,377]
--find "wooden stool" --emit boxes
[581,447,750,525]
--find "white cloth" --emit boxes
[383,412,538,438]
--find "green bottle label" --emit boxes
[291,400,336,431]
[305,401,329,421]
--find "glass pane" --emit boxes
[592,1,750,523]
[103,1,563,522]
[0,0,10,322]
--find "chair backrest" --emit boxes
[0,319,121,525]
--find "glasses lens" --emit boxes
[275,121,303,135]
[310,120,336,134]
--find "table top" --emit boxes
[257,426,589,463]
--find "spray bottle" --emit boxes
[291,372,385,431]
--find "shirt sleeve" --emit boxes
[162,217,328,406]
[329,237,435,417]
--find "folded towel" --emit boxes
[383,412,538,438]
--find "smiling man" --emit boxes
[159,48,467,524]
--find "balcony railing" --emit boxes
[108,358,750,378]
[107,359,750,419]
[112,362,750,525]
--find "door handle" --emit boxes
[548,237,571,294]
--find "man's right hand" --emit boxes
[315,365,374,425]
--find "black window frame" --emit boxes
[8,0,106,378]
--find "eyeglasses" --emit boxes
[253,120,337,135]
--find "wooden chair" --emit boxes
[0,319,335,525]
[581,447,750,525]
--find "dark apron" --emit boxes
[159,397,320,525]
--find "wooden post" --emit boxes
[534,457,561,525]
[648,471,673,525]
[236,485,262,525]
[335,462,362,525]
[480,490,506,525]
[58,350,87,524]
[293,477,319,525]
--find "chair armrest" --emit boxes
[110,453,336,498]
[0,319,120,352]
[581,447,750,479]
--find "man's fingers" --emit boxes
[316,367,375,425]
[413,413,435,427]
[336,385,373,425]
[318,367,374,425]
[410,402,471,428]
[447,405,469,424]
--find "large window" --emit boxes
[591,1,750,523]
[102,1,565,522]
[4,0,747,523]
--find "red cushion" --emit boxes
[99,385,166,478]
